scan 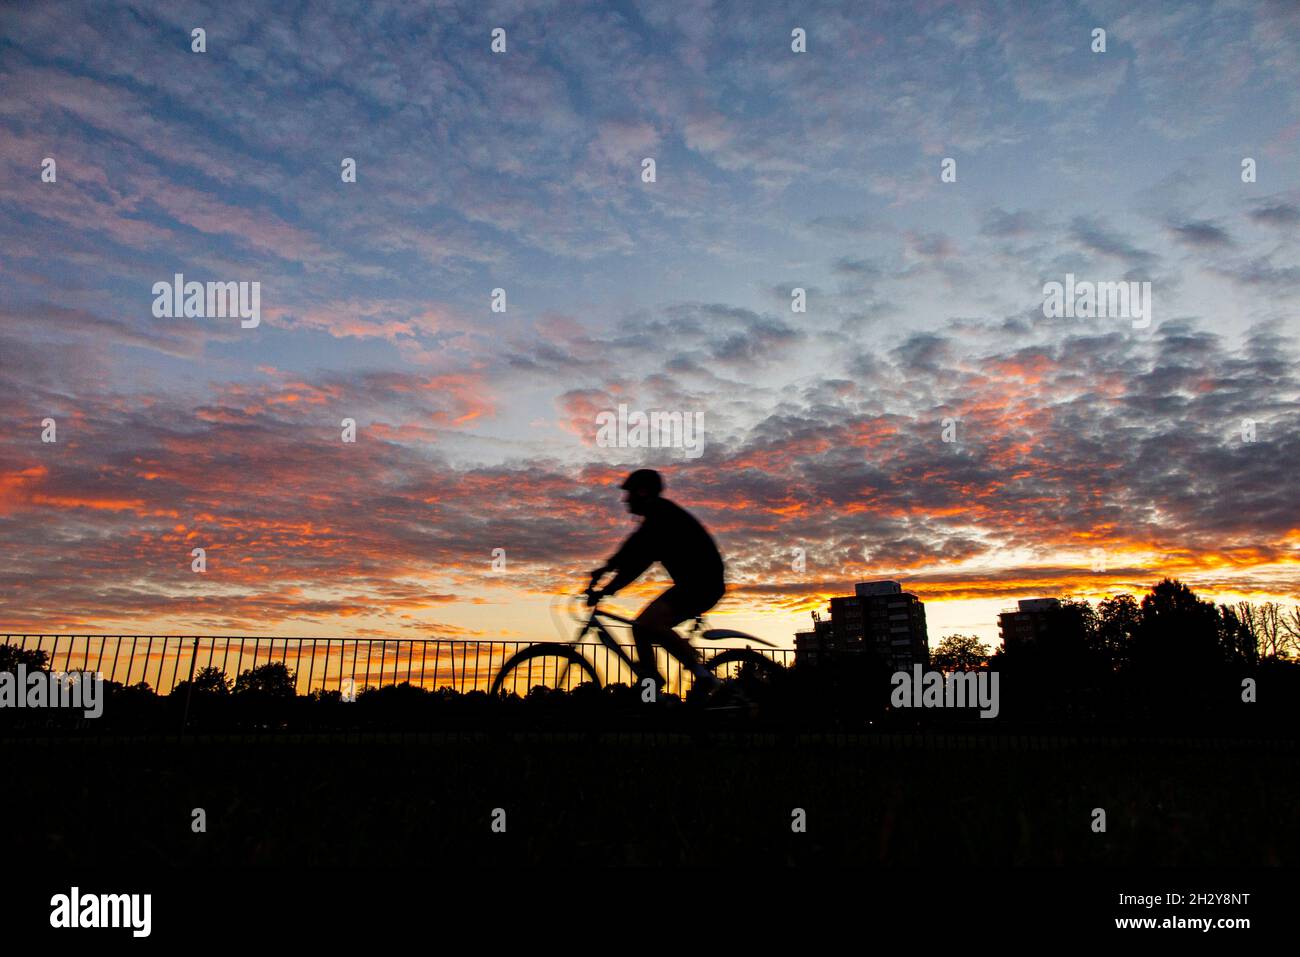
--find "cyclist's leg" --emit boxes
[632,588,701,690]
[634,585,724,691]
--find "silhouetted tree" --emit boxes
[1280,606,1300,659]
[171,666,232,698]
[1218,604,1259,666]
[1256,602,1285,659]
[234,662,297,698]
[1010,598,1111,720]
[930,634,991,671]
[1097,593,1140,669]
[1134,578,1223,675]
[0,644,50,673]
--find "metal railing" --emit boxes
[0,635,795,698]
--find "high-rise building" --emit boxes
[817,580,929,670]
[997,597,1062,650]
[793,612,838,666]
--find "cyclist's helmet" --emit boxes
[620,468,663,495]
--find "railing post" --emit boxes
[181,636,199,735]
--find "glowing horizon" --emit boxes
[1,1,1297,650]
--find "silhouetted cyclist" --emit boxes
[587,469,725,694]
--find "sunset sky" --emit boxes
[1,0,1297,649]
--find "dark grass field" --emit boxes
[6,733,1298,868]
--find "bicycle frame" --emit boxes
[575,602,646,678]
[574,594,716,679]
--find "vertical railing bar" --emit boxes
[180,636,200,733]
[307,639,317,695]
[165,637,178,693]
[159,637,169,691]
[142,636,155,690]
[175,637,191,692]
[109,637,123,686]
[364,640,372,691]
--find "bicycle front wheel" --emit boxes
[489,644,602,697]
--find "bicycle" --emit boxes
[488,585,784,711]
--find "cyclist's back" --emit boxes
[610,495,724,596]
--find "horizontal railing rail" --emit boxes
[0,634,795,698]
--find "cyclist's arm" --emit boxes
[599,527,653,596]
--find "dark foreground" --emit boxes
[5,732,1297,868]
[3,732,1295,942]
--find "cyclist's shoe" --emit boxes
[731,684,760,719]
[700,677,759,717]
[689,668,723,698]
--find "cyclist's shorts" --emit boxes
[661,582,725,622]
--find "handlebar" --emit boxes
[578,589,637,626]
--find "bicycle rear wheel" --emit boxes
[489,644,601,696]
[693,649,783,714]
